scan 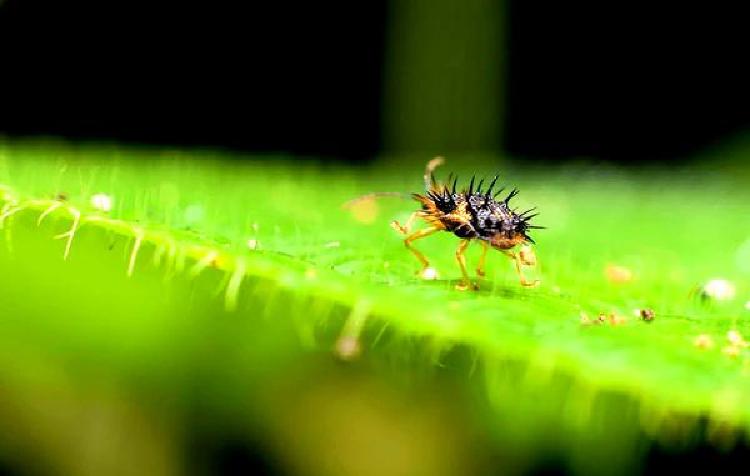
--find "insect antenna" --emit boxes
[423,156,446,190]
[342,192,410,209]
[430,172,438,188]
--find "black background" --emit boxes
[0,0,748,163]
[506,1,749,161]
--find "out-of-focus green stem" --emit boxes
[383,0,505,155]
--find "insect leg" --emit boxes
[390,211,420,236]
[502,250,540,287]
[403,225,441,277]
[476,240,489,277]
[454,239,478,291]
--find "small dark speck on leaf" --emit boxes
[640,309,655,322]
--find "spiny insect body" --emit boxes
[418,171,540,246]
[391,158,543,290]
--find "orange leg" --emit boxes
[402,225,441,276]
[390,211,420,236]
[476,240,489,277]
[454,239,478,291]
[502,250,540,287]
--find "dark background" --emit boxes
[0,0,747,163]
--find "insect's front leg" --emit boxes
[402,225,441,279]
[390,211,420,236]
[502,248,539,287]
[455,239,479,291]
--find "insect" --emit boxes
[347,158,543,291]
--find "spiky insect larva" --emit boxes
[391,158,543,291]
